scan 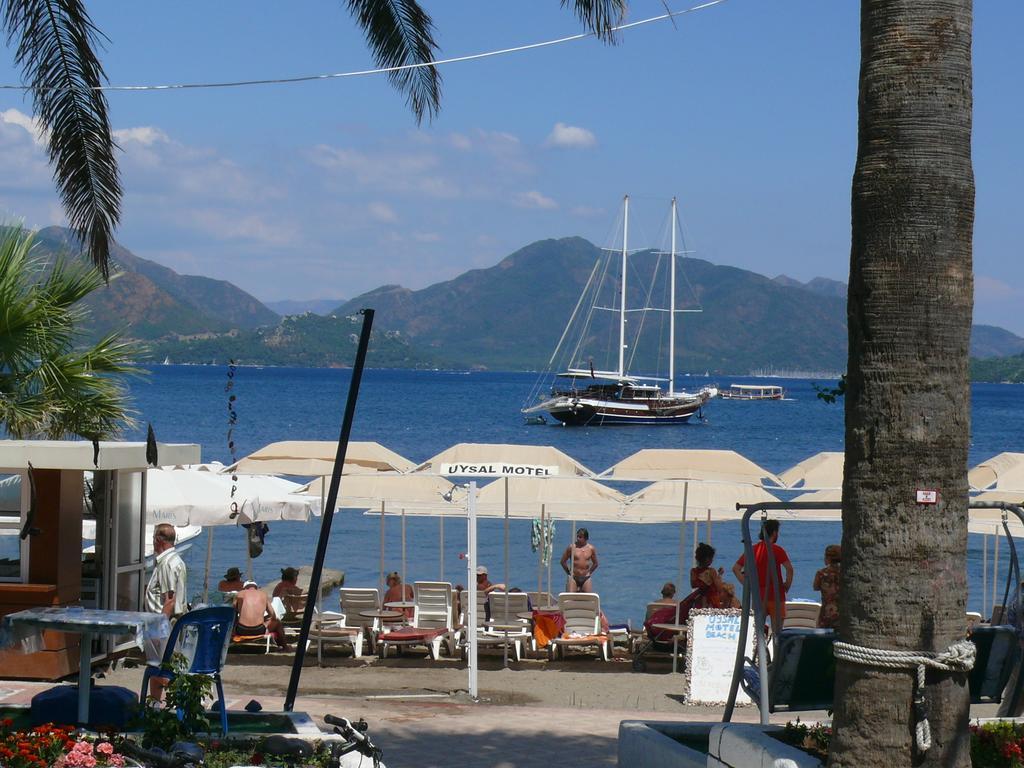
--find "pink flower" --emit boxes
[95,742,114,755]
[106,755,124,767]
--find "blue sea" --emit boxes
[124,367,1024,625]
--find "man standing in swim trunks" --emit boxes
[560,528,598,593]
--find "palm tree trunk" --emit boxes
[831,2,974,766]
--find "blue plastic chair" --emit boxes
[139,606,235,735]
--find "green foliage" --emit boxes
[149,312,430,368]
[777,719,831,762]
[971,720,1024,767]
[201,739,335,768]
[972,353,1024,383]
[2,0,120,273]
[0,226,144,439]
[135,653,214,750]
[813,375,847,404]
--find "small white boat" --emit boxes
[720,384,785,401]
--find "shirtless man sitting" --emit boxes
[560,528,599,593]
[234,580,289,650]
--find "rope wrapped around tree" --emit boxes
[832,640,976,752]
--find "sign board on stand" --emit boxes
[684,608,752,705]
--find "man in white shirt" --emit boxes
[144,523,187,700]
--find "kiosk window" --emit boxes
[0,473,25,582]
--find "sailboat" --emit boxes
[522,195,717,426]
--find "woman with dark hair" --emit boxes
[690,542,730,609]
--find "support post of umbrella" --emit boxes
[439,515,444,581]
[467,482,479,699]
[203,529,214,604]
[537,504,544,598]
[674,482,689,675]
[504,477,510,599]
[401,508,407,590]
[284,308,374,712]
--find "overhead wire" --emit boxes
[0,0,728,93]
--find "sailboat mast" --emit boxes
[619,195,629,378]
[669,197,677,395]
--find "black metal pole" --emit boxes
[284,308,374,711]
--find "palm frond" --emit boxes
[346,0,441,123]
[2,0,121,277]
[561,0,627,43]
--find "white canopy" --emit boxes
[600,449,783,487]
[625,480,782,523]
[300,474,467,516]
[230,440,414,476]
[780,451,844,489]
[146,467,321,526]
[473,475,626,521]
[784,488,843,521]
[414,443,594,478]
[969,453,1024,492]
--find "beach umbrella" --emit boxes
[230,440,415,476]
[626,479,782,613]
[146,467,320,526]
[414,443,595,478]
[301,473,466,590]
[969,453,1024,491]
[779,451,844,490]
[474,475,627,598]
[784,489,843,521]
[601,449,783,487]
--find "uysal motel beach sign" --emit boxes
[440,463,560,477]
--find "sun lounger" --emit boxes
[378,581,460,659]
[782,601,821,630]
[528,591,556,609]
[548,592,610,662]
[474,591,532,661]
[307,610,365,658]
[339,588,384,652]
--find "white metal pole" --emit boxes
[707,508,712,544]
[379,501,385,598]
[571,518,577,593]
[439,515,445,582]
[467,482,479,699]
[669,197,676,395]
[618,194,629,378]
[983,531,988,619]
[994,533,1000,618]
[401,508,407,590]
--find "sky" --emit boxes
[0,2,1021,332]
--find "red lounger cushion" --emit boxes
[378,628,445,643]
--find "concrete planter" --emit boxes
[618,721,711,768]
[617,721,824,768]
[709,723,822,768]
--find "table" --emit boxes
[652,623,689,674]
[0,606,169,724]
[384,601,415,609]
[359,608,404,634]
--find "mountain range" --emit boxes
[27,226,1024,376]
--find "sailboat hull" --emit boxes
[529,389,713,426]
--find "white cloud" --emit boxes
[413,232,441,243]
[114,126,171,146]
[368,202,398,223]
[310,144,461,199]
[1,109,46,145]
[515,190,558,210]
[449,133,472,150]
[545,122,597,149]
